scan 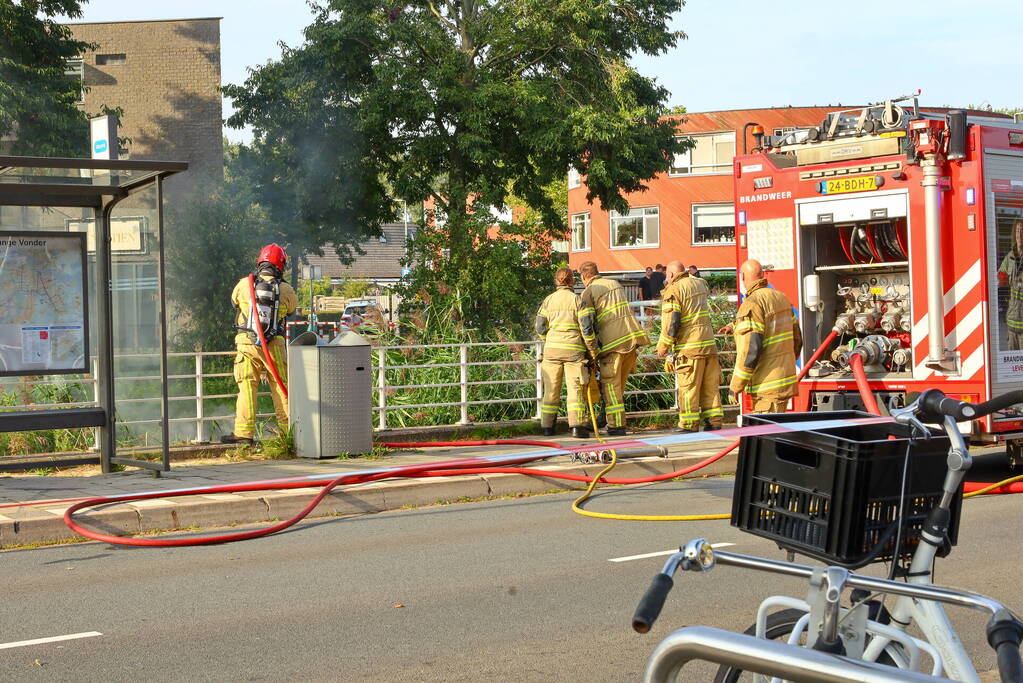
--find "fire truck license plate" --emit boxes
[821,176,877,194]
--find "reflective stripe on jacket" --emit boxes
[580,277,650,356]
[729,279,802,398]
[656,272,717,358]
[536,286,596,362]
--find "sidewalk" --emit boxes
[0,429,738,548]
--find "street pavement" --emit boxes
[0,473,1017,681]
[0,428,738,547]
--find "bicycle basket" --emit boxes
[731,411,961,568]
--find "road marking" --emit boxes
[608,543,734,563]
[0,631,102,650]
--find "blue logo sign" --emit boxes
[401,267,412,278]
[94,139,108,154]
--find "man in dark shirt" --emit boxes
[649,264,667,298]
[639,266,655,300]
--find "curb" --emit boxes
[0,450,738,548]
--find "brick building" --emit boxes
[66,17,223,195]
[59,18,223,351]
[567,107,843,278]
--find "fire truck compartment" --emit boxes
[796,193,913,380]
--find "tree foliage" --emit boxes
[0,0,96,156]
[167,142,283,351]
[226,0,687,333]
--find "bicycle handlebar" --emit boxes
[633,573,674,633]
[916,388,1023,423]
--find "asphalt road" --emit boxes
[1,473,1019,682]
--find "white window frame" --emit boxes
[669,131,736,177]
[570,212,591,252]
[691,202,736,247]
[609,206,660,250]
[64,57,84,105]
[567,166,581,190]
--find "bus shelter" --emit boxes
[0,156,187,473]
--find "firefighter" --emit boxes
[656,260,722,432]
[535,267,596,438]
[221,244,298,445]
[579,261,650,436]
[998,218,1023,350]
[728,259,802,413]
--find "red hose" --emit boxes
[797,328,839,382]
[248,273,288,400]
[63,440,739,546]
[379,440,557,448]
[849,353,882,416]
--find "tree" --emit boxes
[225,0,687,332]
[0,0,97,156]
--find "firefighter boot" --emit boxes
[221,433,255,446]
[572,426,590,439]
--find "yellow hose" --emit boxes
[963,474,1023,498]
[570,378,731,522]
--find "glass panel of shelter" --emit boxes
[108,183,171,456]
[0,204,100,455]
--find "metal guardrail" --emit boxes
[0,303,739,444]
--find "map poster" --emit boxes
[0,231,88,376]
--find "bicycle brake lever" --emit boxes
[891,405,931,441]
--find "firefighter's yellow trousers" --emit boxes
[233,340,288,439]
[749,394,790,414]
[595,349,638,428]
[675,354,723,429]
[539,358,590,428]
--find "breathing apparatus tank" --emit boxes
[247,276,283,345]
[241,243,289,346]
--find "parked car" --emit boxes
[341,299,394,334]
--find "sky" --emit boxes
[59,0,1022,143]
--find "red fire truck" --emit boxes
[731,94,1023,457]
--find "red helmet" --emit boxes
[257,243,287,270]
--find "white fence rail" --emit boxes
[0,302,737,446]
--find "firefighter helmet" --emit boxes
[257,243,287,271]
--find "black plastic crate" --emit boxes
[731,411,961,568]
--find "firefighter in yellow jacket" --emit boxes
[535,267,597,438]
[728,259,802,413]
[221,244,298,445]
[656,260,723,431]
[579,261,650,436]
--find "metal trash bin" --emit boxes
[288,330,373,458]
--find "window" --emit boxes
[692,203,736,245]
[492,205,513,223]
[64,57,84,105]
[610,207,659,248]
[570,212,590,252]
[670,132,736,176]
[568,166,581,189]
[96,53,126,66]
